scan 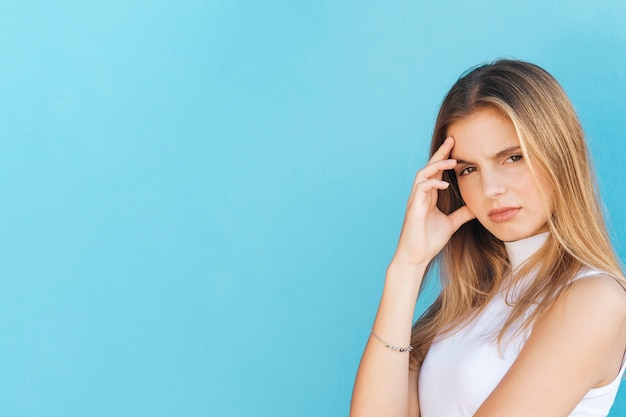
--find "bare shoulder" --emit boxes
[555,274,626,317]
[536,273,626,386]
[473,274,626,416]
[543,274,626,336]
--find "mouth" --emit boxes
[488,207,520,222]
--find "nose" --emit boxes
[481,169,507,198]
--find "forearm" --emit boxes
[350,137,474,417]
[350,262,426,417]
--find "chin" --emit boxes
[483,224,548,243]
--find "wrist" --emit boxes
[387,257,429,278]
[384,260,428,296]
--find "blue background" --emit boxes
[1,0,625,416]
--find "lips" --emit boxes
[488,207,521,222]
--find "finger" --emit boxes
[428,137,455,164]
[414,159,457,184]
[408,179,450,206]
[417,179,449,192]
[448,205,476,232]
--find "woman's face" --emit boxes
[448,108,552,242]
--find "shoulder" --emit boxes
[543,274,626,338]
[555,274,626,319]
[473,274,626,415]
[534,273,626,385]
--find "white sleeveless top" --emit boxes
[419,232,625,417]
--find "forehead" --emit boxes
[448,108,520,159]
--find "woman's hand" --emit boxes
[391,137,475,269]
[350,137,475,417]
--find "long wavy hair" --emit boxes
[409,59,625,371]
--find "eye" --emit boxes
[458,166,477,176]
[506,154,523,163]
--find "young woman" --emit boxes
[351,60,626,417]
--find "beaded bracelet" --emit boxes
[371,329,414,353]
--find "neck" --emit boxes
[504,231,550,272]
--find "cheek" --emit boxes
[457,181,479,209]
[521,173,553,213]
[537,178,555,214]
[533,187,555,217]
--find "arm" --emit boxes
[350,138,475,417]
[475,275,626,417]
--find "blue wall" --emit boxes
[1,1,625,415]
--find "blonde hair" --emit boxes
[409,59,625,370]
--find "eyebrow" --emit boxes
[452,146,522,165]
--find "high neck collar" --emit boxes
[504,232,549,271]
